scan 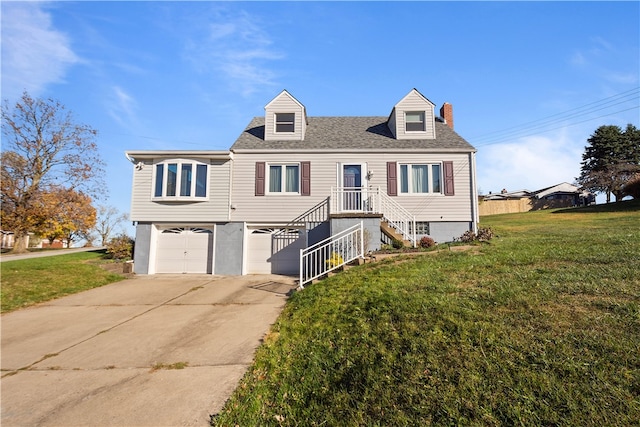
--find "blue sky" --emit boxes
[2,1,639,237]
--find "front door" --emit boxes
[342,164,362,211]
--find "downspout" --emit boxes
[470,151,479,233]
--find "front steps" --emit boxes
[380,220,411,247]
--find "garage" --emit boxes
[247,227,306,275]
[155,226,214,274]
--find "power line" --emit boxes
[469,87,640,146]
[475,105,640,147]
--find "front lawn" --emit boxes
[1,250,125,313]
[213,201,640,426]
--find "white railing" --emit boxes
[299,222,363,288]
[330,187,416,246]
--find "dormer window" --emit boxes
[275,113,295,133]
[405,111,425,132]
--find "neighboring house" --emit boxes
[126,89,479,278]
[1,231,15,249]
[479,182,594,216]
[0,232,69,250]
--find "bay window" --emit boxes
[154,160,208,199]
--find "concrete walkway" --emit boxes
[1,274,297,426]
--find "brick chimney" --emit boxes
[440,103,454,130]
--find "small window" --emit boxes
[405,111,425,132]
[409,222,430,235]
[154,160,208,200]
[275,113,295,133]
[399,163,442,194]
[268,164,299,194]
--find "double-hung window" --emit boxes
[275,113,295,133]
[405,111,425,132]
[154,160,208,199]
[268,164,299,194]
[399,163,442,194]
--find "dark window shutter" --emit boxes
[387,162,397,196]
[255,162,265,196]
[301,161,311,196]
[443,161,455,196]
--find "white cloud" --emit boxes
[477,132,583,195]
[1,2,79,100]
[107,86,138,127]
[185,9,284,97]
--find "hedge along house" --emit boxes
[126,89,479,279]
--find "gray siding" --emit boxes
[330,217,382,252]
[214,222,244,275]
[133,222,152,274]
[129,158,231,222]
[230,152,474,223]
[429,221,472,243]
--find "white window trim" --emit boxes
[152,159,209,201]
[274,112,295,133]
[405,111,426,133]
[398,163,443,195]
[266,163,301,195]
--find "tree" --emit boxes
[93,204,129,246]
[577,124,640,202]
[35,187,97,247]
[623,173,640,199]
[1,92,105,252]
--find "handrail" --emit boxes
[299,222,363,288]
[331,187,416,246]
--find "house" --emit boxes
[126,89,479,282]
[478,182,595,216]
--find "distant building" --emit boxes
[479,182,595,216]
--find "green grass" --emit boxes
[214,200,640,426]
[1,250,125,313]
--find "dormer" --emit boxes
[264,90,307,141]
[387,88,436,140]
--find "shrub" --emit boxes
[392,238,404,249]
[325,252,344,268]
[419,236,436,248]
[458,227,494,243]
[106,234,134,260]
[477,227,494,241]
[459,230,476,243]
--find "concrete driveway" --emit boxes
[1,274,298,426]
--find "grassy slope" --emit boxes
[214,200,640,426]
[1,251,125,313]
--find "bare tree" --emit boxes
[94,204,129,246]
[1,92,105,253]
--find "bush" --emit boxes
[106,234,134,261]
[419,236,436,248]
[459,230,476,243]
[391,238,404,249]
[477,227,494,241]
[325,252,344,268]
[458,227,494,243]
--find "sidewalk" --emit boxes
[0,247,106,263]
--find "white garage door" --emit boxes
[156,227,213,274]
[247,227,305,275]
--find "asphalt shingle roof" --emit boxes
[230,116,476,152]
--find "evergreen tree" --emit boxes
[578,124,640,202]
